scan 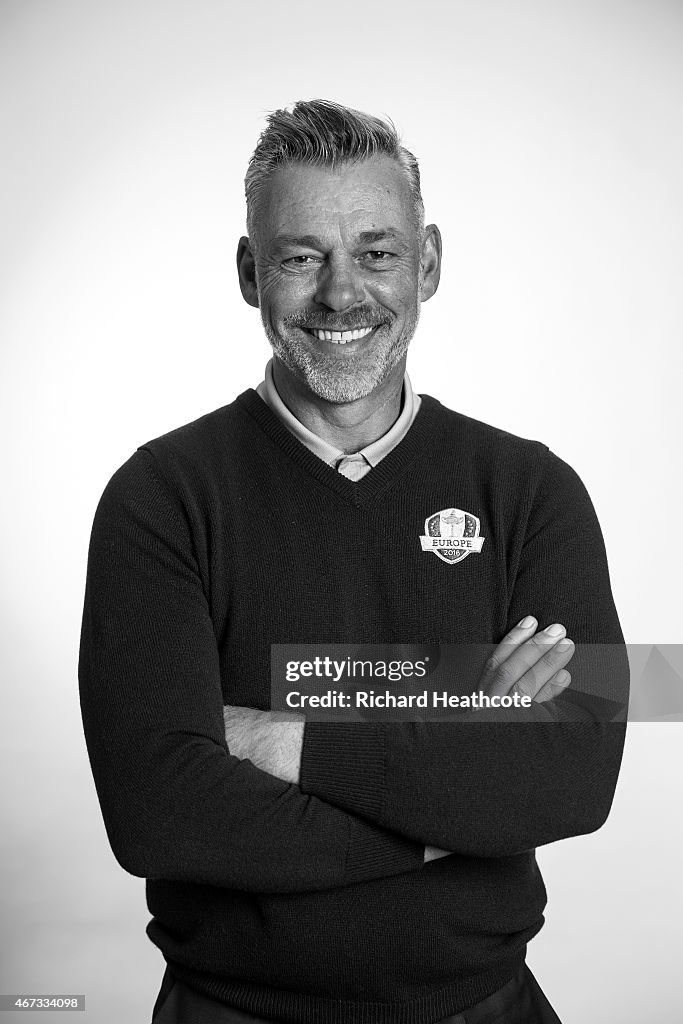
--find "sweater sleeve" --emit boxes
[78,449,423,893]
[299,448,629,857]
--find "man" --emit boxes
[78,100,628,1023]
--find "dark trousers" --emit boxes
[151,964,562,1023]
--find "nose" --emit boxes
[313,255,365,311]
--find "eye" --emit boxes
[362,250,394,262]
[283,255,322,267]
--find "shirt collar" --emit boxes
[256,358,419,468]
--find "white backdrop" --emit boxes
[1,1,681,1021]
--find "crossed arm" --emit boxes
[79,448,627,894]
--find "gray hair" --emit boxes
[245,99,425,243]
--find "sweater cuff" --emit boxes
[300,723,423,882]
[300,723,387,820]
[344,813,424,883]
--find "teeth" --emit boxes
[308,326,375,344]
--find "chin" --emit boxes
[295,352,402,404]
[303,374,378,404]
[265,322,414,403]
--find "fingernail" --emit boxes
[519,616,536,628]
[557,670,570,683]
[557,637,573,649]
[545,623,565,636]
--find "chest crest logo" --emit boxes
[419,508,485,565]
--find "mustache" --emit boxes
[283,307,392,332]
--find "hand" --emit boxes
[480,616,574,703]
[223,705,305,784]
[424,845,452,863]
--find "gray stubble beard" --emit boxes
[260,303,421,404]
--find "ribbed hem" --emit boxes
[300,724,422,882]
[166,956,525,1024]
[300,723,386,820]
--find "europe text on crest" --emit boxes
[419,508,485,565]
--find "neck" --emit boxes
[271,357,407,453]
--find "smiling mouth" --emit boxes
[304,326,376,345]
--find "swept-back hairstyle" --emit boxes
[245,99,425,242]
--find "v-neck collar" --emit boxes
[236,388,442,508]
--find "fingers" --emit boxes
[479,615,539,690]
[484,619,575,699]
[533,669,572,703]
[507,636,574,701]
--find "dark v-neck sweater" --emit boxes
[78,390,628,1024]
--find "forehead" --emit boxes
[257,155,416,241]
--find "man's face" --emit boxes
[239,155,440,404]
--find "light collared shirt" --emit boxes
[255,359,422,481]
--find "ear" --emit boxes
[236,236,260,308]
[418,224,442,303]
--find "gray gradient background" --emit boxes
[1,1,682,1021]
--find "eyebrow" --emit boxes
[357,229,402,245]
[271,228,404,252]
